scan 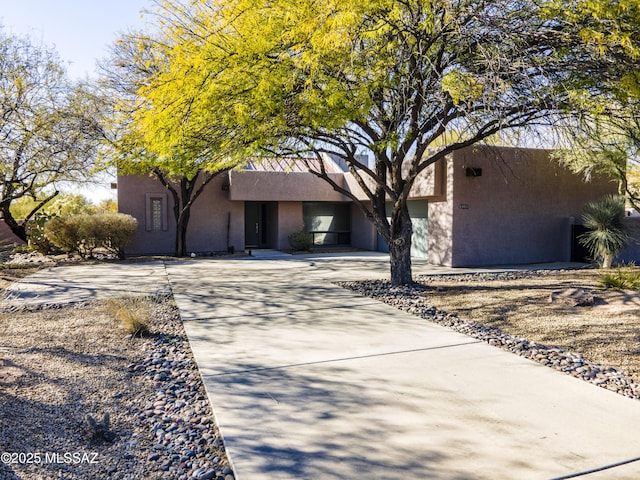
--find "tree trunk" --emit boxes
[602,252,614,269]
[175,210,190,257]
[152,169,227,258]
[388,205,413,286]
[174,177,194,257]
[0,204,27,241]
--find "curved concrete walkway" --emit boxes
[2,261,170,308]
[4,253,640,479]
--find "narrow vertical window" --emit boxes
[151,198,162,231]
[145,193,168,232]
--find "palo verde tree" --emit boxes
[0,28,101,241]
[138,0,591,285]
[101,31,238,257]
[549,0,640,210]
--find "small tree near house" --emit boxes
[100,32,239,257]
[150,167,230,257]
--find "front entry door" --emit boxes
[245,202,267,248]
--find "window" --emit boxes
[151,198,163,231]
[145,193,168,232]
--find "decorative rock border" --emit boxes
[339,273,640,401]
[127,300,235,480]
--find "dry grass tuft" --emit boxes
[105,297,152,337]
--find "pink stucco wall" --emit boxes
[186,176,244,253]
[118,147,634,266]
[119,172,312,254]
[118,174,175,255]
[229,171,350,202]
[276,202,304,249]
[118,173,244,255]
[427,158,454,265]
[441,146,618,267]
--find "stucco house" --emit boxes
[117,145,640,266]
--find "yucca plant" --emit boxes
[579,195,630,268]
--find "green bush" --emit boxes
[288,229,313,251]
[94,213,138,259]
[44,216,83,255]
[598,266,640,290]
[44,213,138,259]
[25,213,63,255]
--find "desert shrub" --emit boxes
[288,229,313,251]
[75,215,101,257]
[598,265,640,290]
[44,215,83,255]
[105,297,150,337]
[44,213,138,259]
[95,213,138,260]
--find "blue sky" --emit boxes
[0,0,154,201]
[0,0,152,79]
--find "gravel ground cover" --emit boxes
[0,294,234,480]
[340,269,640,400]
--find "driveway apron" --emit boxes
[165,255,640,480]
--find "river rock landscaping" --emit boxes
[340,269,640,400]
[0,295,234,480]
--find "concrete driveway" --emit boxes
[4,252,640,479]
[165,253,640,480]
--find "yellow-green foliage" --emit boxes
[545,0,640,60]
[10,194,95,220]
[127,0,403,158]
[106,297,151,337]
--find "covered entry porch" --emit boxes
[242,201,372,251]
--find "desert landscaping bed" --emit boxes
[0,288,234,480]
[341,268,640,399]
